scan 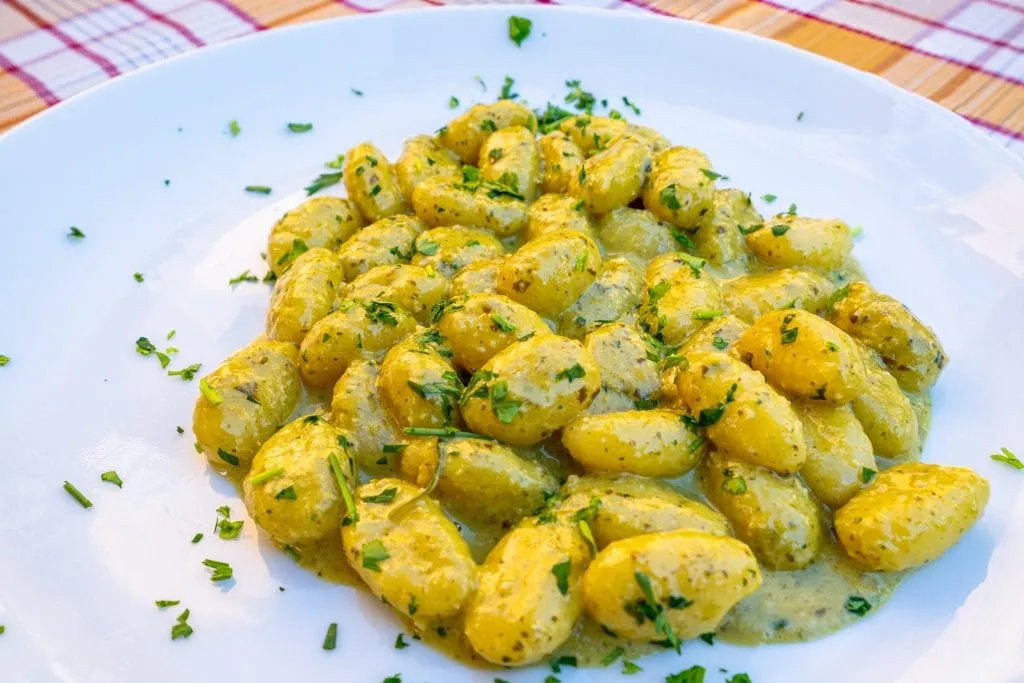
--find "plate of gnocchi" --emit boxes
[1,6,1023,683]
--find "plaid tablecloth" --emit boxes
[1,0,1022,154]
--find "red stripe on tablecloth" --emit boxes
[119,0,206,47]
[845,0,1024,56]
[980,0,1024,16]
[961,112,1024,140]
[206,0,266,30]
[0,50,59,106]
[6,0,122,77]
[748,0,1024,89]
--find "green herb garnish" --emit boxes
[287,122,313,133]
[304,172,343,196]
[202,559,233,582]
[362,539,390,572]
[63,481,92,508]
[551,559,572,596]
[991,447,1023,470]
[508,15,533,47]
[100,471,123,488]
[323,623,338,650]
[845,596,871,616]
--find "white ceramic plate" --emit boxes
[2,6,1024,683]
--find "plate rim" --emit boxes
[1,4,1022,175]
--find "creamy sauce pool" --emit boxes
[226,255,933,667]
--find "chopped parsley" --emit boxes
[275,238,309,266]
[403,426,494,440]
[323,623,338,650]
[565,79,596,113]
[490,314,517,333]
[780,313,799,344]
[577,519,598,555]
[480,118,498,133]
[329,452,358,525]
[499,75,518,101]
[199,379,222,405]
[362,487,398,504]
[216,516,244,540]
[550,655,577,673]
[508,15,533,47]
[797,110,805,121]
[762,193,777,203]
[692,309,724,321]
[601,647,624,666]
[700,632,715,645]
[727,675,752,683]
[574,251,588,272]
[170,608,193,640]
[133,272,144,283]
[67,226,86,239]
[202,559,233,582]
[448,96,459,109]
[861,467,877,483]
[394,633,409,650]
[787,202,798,215]
[0,355,8,367]
[670,228,696,251]
[666,666,706,683]
[683,382,738,429]
[991,447,1023,470]
[555,363,585,382]
[304,171,343,196]
[659,184,682,211]
[363,300,399,327]
[287,122,313,133]
[351,88,363,96]
[228,120,240,137]
[414,239,439,256]
[244,185,272,195]
[490,380,522,424]
[713,336,728,350]
[228,269,259,285]
[275,486,297,500]
[634,399,658,410]
[551,559,572,595]
[627,571,680,653]
[722,470,747,495]
[216,448,239,467]
[534,102,574,134]
[845,595,871,616]
[771,224,791,237]
[155,600,180,609]
[825,284,850,315]
[488,147,504,163]
[382,444,407,454]
[191,533,203,544]
[325,154,345,169]
[168,363,201,381]
[700,168,724,181]
[100,470,123,488]
[622,96,641,115]
[63,481,93,508]
[738,224,763,235]
[622,660,643,674]
[362,539,390,572]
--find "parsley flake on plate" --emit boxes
[100,470,123,488]
[508,16,532,47]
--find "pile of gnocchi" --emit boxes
[192,97,989,667]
